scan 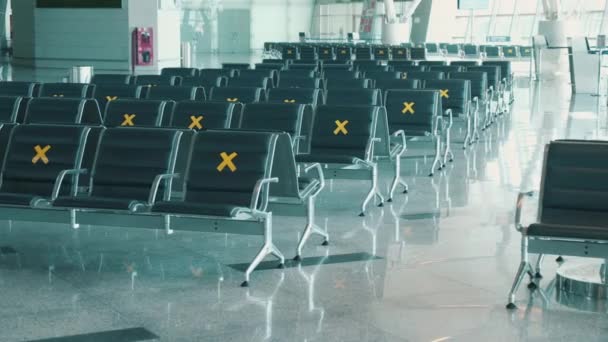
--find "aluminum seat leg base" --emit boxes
[242,243,285,287]
[506,261,534,309]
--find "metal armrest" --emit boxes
[391,130,407,157]
[433,115,443,135]
[304,163,325,197]
[514,191,535,232]
[444,109,453,127]
[52,169,88,200]
[354,158,374,169]
[250,177,279,212]
[292,135,306,148]
[148,173,181,205]
[365,137,381,161]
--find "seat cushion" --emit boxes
[297,154,358,165]
[0,193,38,206]
[528,223,608,241]
[152,201,241,217]
[53,196,142,211]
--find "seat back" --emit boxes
[209,87,263,104]
[280,70,316,79]
[449,71,488,100]
[0,96,25,123]
[308,105,378,161]
[201,68,235,79]
[240,103,313,147]
[374,79,420,91]
[222,63,251,70]
[424,79,471,115]
[391,47,409,59]
[169,101,237,130]
[88,128,181,200]
[104,99,169,128]
[93,84,142,112]
[502,46,518,58]
[319,46,334,60]
[451,61,479,67]
[364,71,402,81]
[482,61,512,81]
[392,65,425,73]
[419,61,447,68]
[0,123,17,167]
[519,46,532,57]
[323,70,359,80]
[484,45,501,57]
[410,47,427,60]
[467,66,501,91]
[0,82,40,97]
[326,78,371,89]
[0,124,89,197]
[146,86,206,101]
[384,89,440,135]
[425,43,439,53]
[355,47,373,60]
[255,63,284,72]
[325,89,381,106]
[228,76,271,89]
[161,67,199,78]
[267,88,321,106]
[132,75,180,86]
[181,76,226,88]
[539,140,608,227]
[91,74,131,85]
[282,46,298,59]
[388,60,416,68]
[39,83,93,98]
[354,60,382,71]
[406,71,445,81]
[373,46,390,60]
[279,77,321,89]
[239,70,279,88]
[336,47,353,60]
[430,66,464,73]
[25,98,102,125]
[445,44,461,55]
[289,64,319,72]
[184,130,276,209]
[463,44,479,56]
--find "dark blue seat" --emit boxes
[222,63,251,70]
[200,68,236,79]
[0,96,26,123]
[355,47,373,60]
[319,46,334,60]
[410,47,427,60]
[374,79,420,91]
[0,123,17,168]
[418,61,447,68]
[132,75,181,86]
[267,88,321,106]
[161,67,199,78]
[483,45,501,58]
[93,84,142,112]
[463,44,479,57]
[280,70,317,79]
[53,128,182,211]
[181,76,228,88]
[391,47,409,59]
[406,71,445,81]
[450,61,479,68]
[0,124,90,206]
[0,82,40,97]
[146,86,206,101]
[24,98,102,125]
[228,76,271,90]
[363,71,402,81]
[103,99,170,128]
[391,65,425,73]
[325,79,371,89]
[91,74,131,85]
[169,101,238,130]
[255,63,285,72]
[39,83,94,99]
[430,66,465,74]
[325,89,381,106]
[373,46,390,60]
[278,77,322,89]
[209,87,264,103]
[239,70,279,88]
[336,47,353,60]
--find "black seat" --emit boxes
[132,75,180,86]
[373,46,390,60]
[325,89,381,106]
[39,83,93,98]
[355,47,373,60]
[267,88,321,106]
[228,76,271,90]
[483,45,501,58]
[52,128,181,211]
[383,88,444,175]
[24,98,102,125]
[222,63,251,70]
[93,84,142,112]
[0,124,89,206]
[410,47,427,60]
[0,96,26,123]
[364,71,402,81]
[507,140,608,308]
[336,47,353,60]
[104,99,170,128]
[319,46,334,60]
[353,60,382,71]
[0,123,17,166]
[169,101,238,130]
[406,71,445,81]
[325,79,371,89]
[280,70,317,79]
[391,47,409,59]
[279,77,322,89]
[91,74,131,85]
[391,65,425,73]
[146,86,206,101]
[463,44,479,57]
[323,69,359,80]
[450,61,479,68]
[0,82,40,97]
[418,61,447,68]
[467,66,501,92]
[181,76,227,88]
[430,66,465,73]
[449,71,488,102]
[209,87,264,103]
[239,70,279,88]
[374,79,420,91]
[161,67,199,78]
[200,68,236,79]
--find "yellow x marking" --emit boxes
[508,49,513,53]
[398,50,404,54]
[217,152,238,172]
[378,50,385,55]
[32,145,51,165]
[324,50,330,54]
[121,114,136,126]
[226,98,239,102]
[106,96,118,102]
[287,50,293,54]
[284,99,296,103]
[402,102,415,115]
[401,73,408,79]
[52,94,64,98]
[333,120,349,135]
[189,115,204,129]
[341,50,347,54]
[440,89,449,98]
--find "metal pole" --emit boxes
[599,0,608,34]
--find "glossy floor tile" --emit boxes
[1,55,607,341]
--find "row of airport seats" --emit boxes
[264,42,531,61]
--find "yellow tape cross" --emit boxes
[106,96,118,102]
[121,114,136,126]
[440,89,449,98]
[283,99,296,103]
[508,49,513,53]
[334,120,349,135]
[341,50,347,54]
[324,50,330,54]
[378,50,385,55]
[217,152,238,172]
[287,50,293,54]
[402,102,415,115]
[32,145,51,165]
[52,94,64,98]
[226,98,239,102]
[189,115,204,130]
[401,73,407,79]
[398,50,404,55]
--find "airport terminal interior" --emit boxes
[0,0,608,341]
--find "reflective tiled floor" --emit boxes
[1,55,608,341]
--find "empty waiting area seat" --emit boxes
[326,79,372,89]
[146,86,206,101]
[93,84,143,110]
[132,75,181,86]
[325,89,381,106]
[209,87,264,103]
[0,82,40,97]
[91,74,131,85]
[374,79,420,91]
[104,99,170,128]
[168,101,239,130]
[0,96,27,123]
[39,83,94,98]
[267,88,321,106]
[279,77,322,89]
[181,76,227,88]
[24,98,102,125]
[161,67,199,78]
